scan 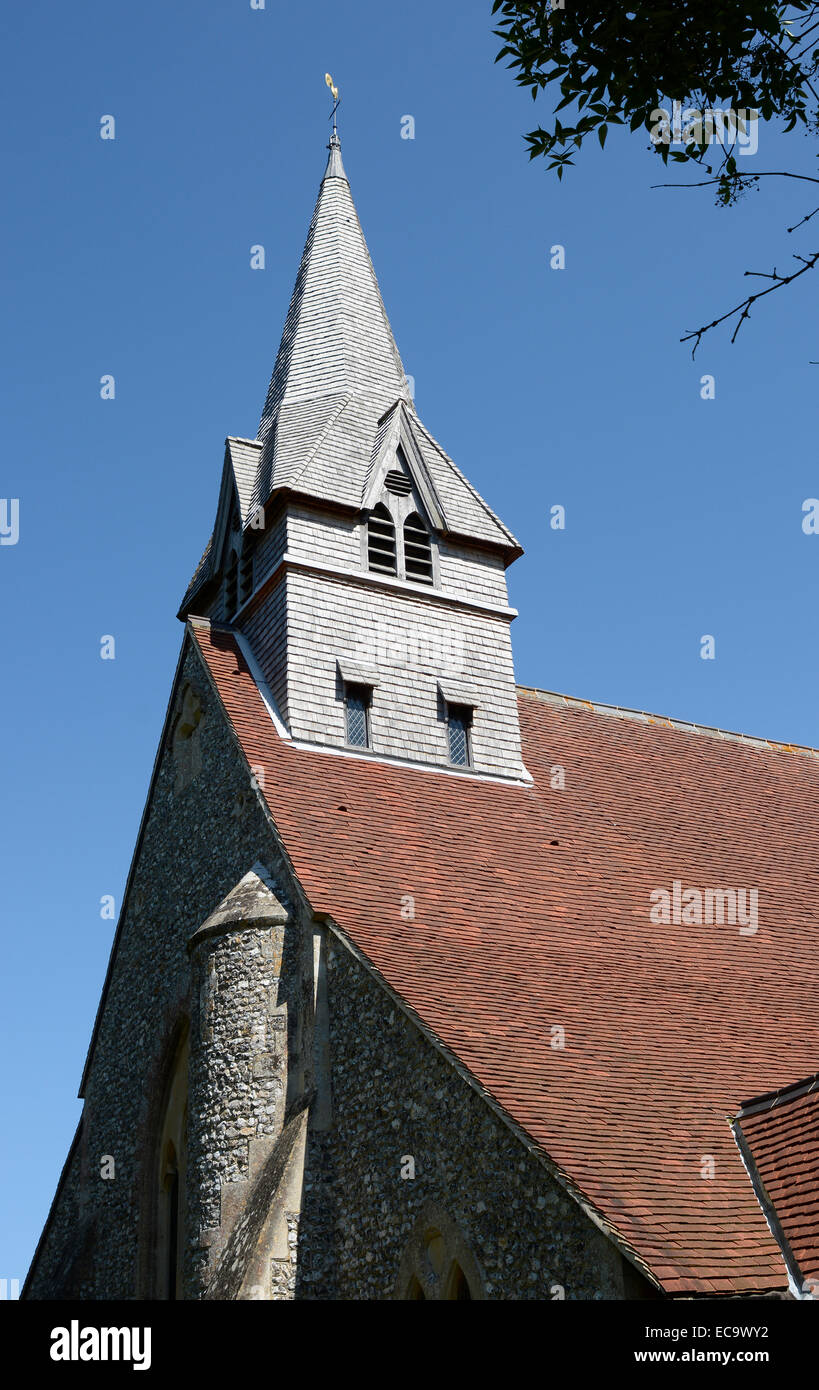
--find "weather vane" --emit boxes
[325,72,340,135]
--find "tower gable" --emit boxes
[363,402,446,532]
[179,437,262,619]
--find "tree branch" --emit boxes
[788,202,819,230]
[681,250,819,356]
[652,170,819,189]
[768,31,819,106]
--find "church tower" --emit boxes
[179,133,527,782]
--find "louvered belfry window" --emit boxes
[239,543,254,608]
[367,503,397,576]
[224,551,238,617]
[403,512,433,584]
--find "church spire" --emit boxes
[251,129,411,512]
[255,132,408,447]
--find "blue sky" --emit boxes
[2,0,818,1289]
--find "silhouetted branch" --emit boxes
[652,170,819,189]
[681,251,819,356]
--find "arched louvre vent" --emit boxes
[367,503,397,575]
[239,543,254,607]
[224,550,238,616]
[385,468,412,496]
[403,513,433,584]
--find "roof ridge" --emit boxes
[736,1072,819,1119]
[517,685,819,759]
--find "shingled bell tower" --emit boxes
[180,133,528,783]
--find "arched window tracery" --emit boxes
[397,1207,483,1301]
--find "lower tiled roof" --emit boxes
[736,1077,819,1289]
[191,620,819,1296]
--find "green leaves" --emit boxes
[493,1,819,181]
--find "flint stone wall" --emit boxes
[315,939,648,1300]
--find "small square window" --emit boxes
[446,703,472,767]
[344,683,371,748]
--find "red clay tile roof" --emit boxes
[735,1076,819,1292]
[191,619,819,1296]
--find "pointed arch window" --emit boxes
[447,1262,472,1300]
[156,1032,189,1300]
[397,1210,483,1300]
[403,513,433,584]
[161,1145,181,1301]
[367,504,397,576]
